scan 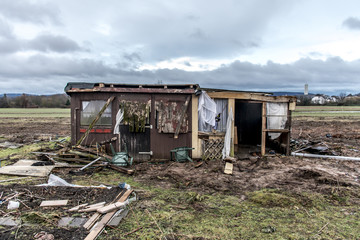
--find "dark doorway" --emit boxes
[235,101,262,146]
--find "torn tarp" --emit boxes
[266,103,288,139]
[198,91,217,131]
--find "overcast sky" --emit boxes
[0,0,360,95]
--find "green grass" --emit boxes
[72,171,360,240]
[0,108,70,118]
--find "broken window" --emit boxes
[155,100,189,133]
[120,100,151,132]
[80,100,112,126]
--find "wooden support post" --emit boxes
[77,96,115,146]
[174,95,191,139]
[286,104,292,156]
[261,102,266,156]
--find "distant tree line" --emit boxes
[0,93,70,108]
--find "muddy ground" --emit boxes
[0,116,360,239]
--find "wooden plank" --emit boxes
[83,213,101,230]
[0,165,54,177]
[68,203,88,212]
[207,91,296,103]
[224,162,233,175]
[97,201,127,214]
[174,95,191,139]
[286,105,292,156]
[77,96,115,146]
[84,210,117,240]
[261,102,266,156]
[84,189,133,240]
[79,202,106,212]
[40,200,68,207]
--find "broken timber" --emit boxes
[174,95,191,139]
[77,96,115,146]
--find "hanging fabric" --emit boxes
[222,107,233,159]
[198,91,217,131]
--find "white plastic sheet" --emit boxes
[222,107,233,159]
[266,103,288,139]
[37,174,110,188]
[198,91,217,131]
[113,109,124,134]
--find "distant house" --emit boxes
[65,83,296,161]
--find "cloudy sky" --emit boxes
[0,0,360,95]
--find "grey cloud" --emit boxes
[0,0,61,25]
[110,0,293,61]
[342,17,360,30]
[0,55,360,95]
[28,34,83,53]
[0,32,85,55]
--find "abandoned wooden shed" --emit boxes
[65,82,296,161]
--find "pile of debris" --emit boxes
[0,174,136,239]
[0,139,134,178]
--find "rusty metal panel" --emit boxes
[150,94,192,159]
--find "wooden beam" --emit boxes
[207,91,296,102]
[174,95,191,139]
[261,102,266,156]
[83,213,101,230]
[76,96,115,146]
[286,104,292,156]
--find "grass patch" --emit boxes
[74,175,360,240]
[0,108,70,118]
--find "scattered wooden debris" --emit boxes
[84,189,133,240]
[40,200,69,207]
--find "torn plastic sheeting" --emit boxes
[266,102,288,139]
[198,91,217,131]
[222,107,233,159]
[37,174,111,189]
[113,109,124,134]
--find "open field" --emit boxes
[0,108,360,239]
[293,105,360,118]
[0,108,70,118]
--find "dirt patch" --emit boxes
[0,117,70,143]
[133,155,360,199]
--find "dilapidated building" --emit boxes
[65,83,296,161]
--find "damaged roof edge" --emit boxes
[65,82,199,94]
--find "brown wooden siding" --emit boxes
[69,92,192,161]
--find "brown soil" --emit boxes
[0,117,70,143]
